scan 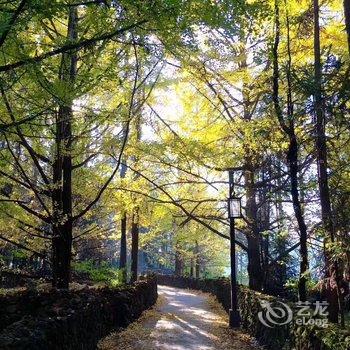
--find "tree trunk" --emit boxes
[238,33,263,291]
[52,226,72,289]
[288,135,308,301]
[119,160,128,283]
[51,7,77,289]
[175,245,183,276]
[119,212,127,283]
[245,167,263,291]
[313,0,343,324]
[281,0,309,303]
[259,161,271,292]
[195,240,200,279]
[130,209,139,283]
[272,0,309,301]
[344,0,350,54]
[190,258,194,278]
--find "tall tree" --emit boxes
[129,42,142,283]
[119,164,128,283]
[272,0,309,301]
[119,217,127,282]
[51,6,77,289]
[344,0,350,54]
[130,208,139,282]
[313,0,343,324]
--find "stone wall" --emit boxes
[157,275,349,350]
[0,269,44,289]
[0,276,157,350]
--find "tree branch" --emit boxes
[0,20,147,73]
[0,0,27,49]
[0,233,46,259]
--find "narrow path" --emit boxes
[99,285,261,350]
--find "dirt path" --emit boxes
[99,285,261,350]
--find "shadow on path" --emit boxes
[99,285,261,350]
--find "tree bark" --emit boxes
[244,166,263,291]
[130,209,139,283]
[238,34,263,291]
[119,212,127,283]
[190,258,194,278]
[119,161,127,283]
[313,0,343,324]
[272,0,309,301]
[344,0,350,54]
[288,135,308,301]
[259,162,272,293]
[195,240,200,279]
[51,7,77,289]
[175,245,183,276]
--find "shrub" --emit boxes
[73,260,123,286]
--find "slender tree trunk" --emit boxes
[119,162,127,283]
[195,259,200,279]
[245,166,263,291]
[259,161,271,292]
[52,7,77,289]
[313,0,343,324]
[130,209,139,283]
[274,158,288,294]
[272,0,309,301]
[129,79,142,283]
[286,26,308,301]
[52,114,63,287]
[119,212,127,283]
[288,134,308,301]
[195,240,200,279]
[175,246,182,276]
[190,258,194,278]
[238,33,263,291]
[344,0,350,54]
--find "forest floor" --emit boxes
[98,285,261,350]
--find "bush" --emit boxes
[73,260,123,286]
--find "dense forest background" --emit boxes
[0,0,349,326]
